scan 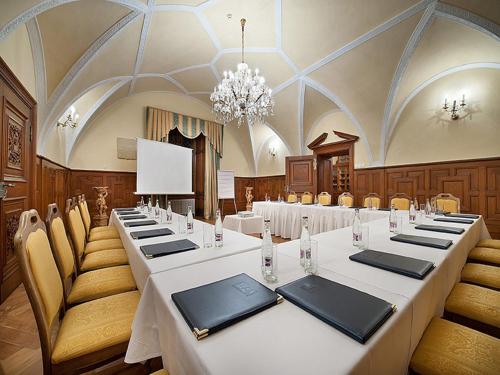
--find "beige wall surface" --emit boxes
[0,24,37,99]
[386,68,500,165]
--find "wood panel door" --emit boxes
[285,155,316,194]
[0,58,36,302]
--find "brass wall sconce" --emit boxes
[442,95,466,120]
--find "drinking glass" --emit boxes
[359,225,370,250]
[136,201,141,210]
[305,240,319,275]
[203,224,213,248]
[178,215,187,237]
[263,244,278,283]
[394,215,404,234]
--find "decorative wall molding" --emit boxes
[25,18,47,113]
[297,79,305,155]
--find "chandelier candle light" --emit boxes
[210,18,274,127]
[442,95,466,120]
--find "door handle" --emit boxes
[0,181,15,200]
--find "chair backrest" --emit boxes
[65,198,87,268]
[431,193,460,213]
[363,193,381,209]
[389,193,411,210]
[46,203,77,299]
[318,192,331,206]
[14,209,63,373]
[287,192,297,203]
[338,192,354,207]
[301,192,313,204]
[78,196,92,237]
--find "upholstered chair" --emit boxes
[78,194,119,241]
[431,193,460,213]
[362,193,381,209]
[338,192,354,207]
[46,203,136,307]
[389,193,411,210]
[14,209,140,375]
[318,192,332,206]
[301,192,313,204]
[65,199,128,272]
[287,192,297,203]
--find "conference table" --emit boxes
[124,212,490,374]
[109,209,262,291]
[252,201,390,239]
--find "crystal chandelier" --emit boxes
[210,18,274,127]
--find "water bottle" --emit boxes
[414,197,419,211]
[389,204,397,232]
[140,196,145,212]
[409,201,416,224]
[215,209,223,247]
[154,199,160,219]
[300,216,310,267]
[262,219,273,275]
[166,201,173,224]
[367,197,373,210]
[352,208,362,247]
[187,206,194,234]
[147,198,152,216]
[425,198,432,218]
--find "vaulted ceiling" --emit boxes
[0,0,499,167]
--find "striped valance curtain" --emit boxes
[146,106,223,156]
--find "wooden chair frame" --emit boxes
[14,210,128,374]
[431,193,461,213]
[363,193,381,208]
[65,198,86,273]
[338,192,354,207]
[389,193,411,209]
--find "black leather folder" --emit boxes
[377,208,391,211]
[120,215,147,220]
[434,217,474,224]
[117,210,140,216]
[124,220,157,227]
[415,224,465,235]
[348,206,366,209]
[172,273,282,340]
[349,250,435,280]
[276,275,395,344]
[114,208,136,212]
[444,213,480,219]
[390,234,452,249]
[130,228,174,240]
[140,239,199,259]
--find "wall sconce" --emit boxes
[269,142,278,157]
[442,95,466,120]
[58,105,79,128]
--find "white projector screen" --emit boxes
[136,138,193,194]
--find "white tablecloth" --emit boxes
[223,214,264,234]
[125,214,489,374]
[252,201,390,239]
[110,209,262,291]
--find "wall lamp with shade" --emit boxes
[442,94,466,120]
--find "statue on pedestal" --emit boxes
[93,186,109,227]
[245,186,254,211]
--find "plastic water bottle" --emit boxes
[187,206,194,234]
[215,209,223,247]
[300,216,310,267]
[389,204,397,232]
[262,219,273,275]
[352,208,362,247]
[147,198,152,216]
[409,202,416,224]
[166,201,173,224]
[154,199,160,219]
[140,196,145,212]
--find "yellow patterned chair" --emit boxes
[338,192,354,207]
[46,203,136,307]
[66,199,129,272]
[363,193,381,209]
[409,317,500,375]
[389,193,411,210]
[468,246,500,266]
[318,192,332,206]
[287,192,297,203]
[431,193,460,213]
[477,239,500,250]
[444,282,500,338]
[461,263,500,291]
[14,209,140,375]
[78,195,119,241]
[301,192,313,204]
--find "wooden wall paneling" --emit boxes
[285,156,315,194]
